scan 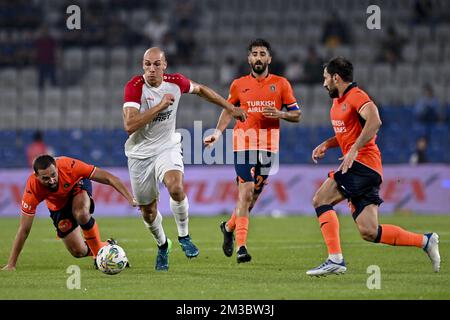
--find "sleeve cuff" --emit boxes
[358,101,372,113]
[123,101,140,109]
[88,166,97,179]
[188,81,194,94]
[21,210,35,217]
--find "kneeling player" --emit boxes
[2,155,136,271]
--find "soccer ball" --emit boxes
[96,244,128,275]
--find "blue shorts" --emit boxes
[49,179,95,238]
[330,161,383,220]
[234,150,277,194]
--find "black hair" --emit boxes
[33,154,56,174]
[324,56,353,82]
[248,39,272,55]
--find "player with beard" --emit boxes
[204,39,301,263]
[2,155,136,271]
[306,57,440,276]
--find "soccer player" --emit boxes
[2,155,136,271]
[306,57,440,276]
[204,39,301,263]
[123,47,246,271]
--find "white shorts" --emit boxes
[128,145,184,205]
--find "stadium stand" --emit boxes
[0,0,449,167]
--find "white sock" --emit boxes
[143,211,166,246]
[328,253,344,264]
[170,196,189,237]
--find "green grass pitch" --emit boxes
[0,214,449,299]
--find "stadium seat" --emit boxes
[372,64,393,87]
[18,68,38,89]
[82,68,105,88]
[413,25,432,44]
[42,88,63,111]
[109,47,129,68]
[417,64,438,84]
[0,69,18,91]
[62,48,84,72]
[85,104,107,129]
[403,44,419,63]
[65,87,84,111]
[42,108,63,129]
[19,90,40,129]
[436,24,450,44]
[421,44,441,64]
[392,63,415,86]
[87,47,107,68]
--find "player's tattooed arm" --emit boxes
[262,107,301,123]
[190,81,247,122]
[2,214,35,270]
[281,109,301,122]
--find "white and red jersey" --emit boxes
[123,73,194,159]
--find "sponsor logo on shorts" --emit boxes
[58,219,73,233]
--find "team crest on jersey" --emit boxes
[64,183,70,188]
[342,103,348,112]
[270,85,276,92]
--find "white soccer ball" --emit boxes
[96,244,128,275]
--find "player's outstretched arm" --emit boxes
[204,109,233,147]
[340,102,382,173]
[123,94,175,135]
[312,136,339,164]
[2,214,34,271]
[190,81,247,122]
[90,168,137,207]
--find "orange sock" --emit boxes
[84,241,94,257]
[226,210,237,232]
[235,216,249,248]
[379,224,423,247]
[318,210,342,254]
[80,218,105,257]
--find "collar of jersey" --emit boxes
[337,82,358,103]
[250,72,271,82]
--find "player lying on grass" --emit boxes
[306,57,440,276]
[2,155,137,271]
